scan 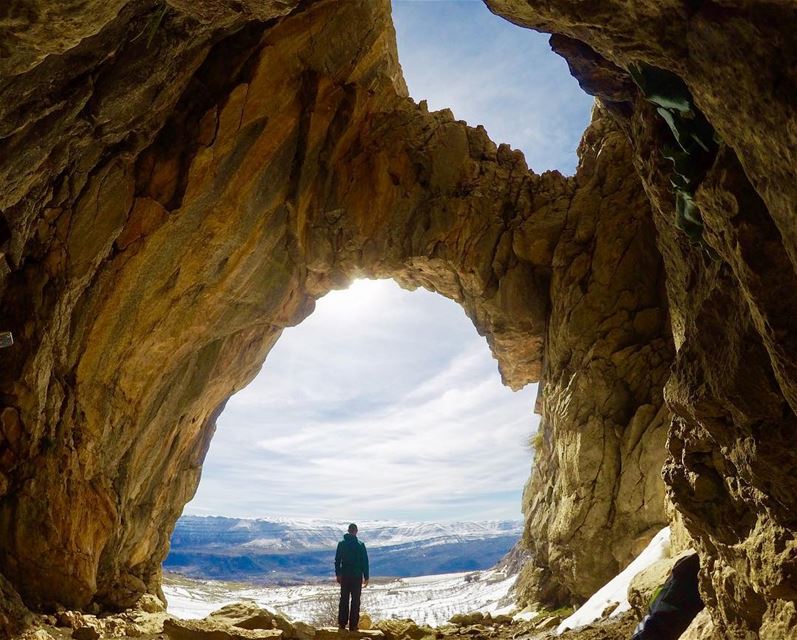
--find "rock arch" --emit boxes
[0,0,671,618]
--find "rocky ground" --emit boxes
[10,597,714,640]
[10,600,638,640]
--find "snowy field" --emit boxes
[163,569,517,627]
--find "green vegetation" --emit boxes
[537,605,576,619]
[131,3,170,49]
[648,583,665,609]
[529,430,544,452]
[628,63,719,252]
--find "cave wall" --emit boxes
[0,0,670,620]
[484,0,797,636]
[519,106,672,605]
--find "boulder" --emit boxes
[373,619,432,640]
[72,626,101,640]
[358,614,372,630]
[532,616,560,631]
[293,621,317,640]
[136,593,167,614]
[680,610,715,640]
[55,611,83,629]
[208,602,295,636]
[164,618,284,640]
[448,613,484,627]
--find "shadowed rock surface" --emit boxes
[483,1,797,636]
[1,0,797,637]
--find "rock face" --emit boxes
[1,0,796,637]
[483,0,797,636]
[519,105,671,604]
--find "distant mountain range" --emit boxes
[164,516,522,584]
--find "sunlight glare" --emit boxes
[316,279,399,320]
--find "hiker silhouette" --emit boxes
[335,523,370,631]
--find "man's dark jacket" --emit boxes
[335,533,369,580]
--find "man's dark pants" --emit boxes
[338,575,363,630]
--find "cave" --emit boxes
[2,0,797,637]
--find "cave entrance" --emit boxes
[166,279,538,622]
[183,279,538,522]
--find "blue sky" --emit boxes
[183,1,593,522]
[390,0,593,175]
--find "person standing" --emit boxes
[335,523,369,631]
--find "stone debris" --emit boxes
[314,630,385,640]
[12,598,650,640]
[164,617,284,640]
[372,618,432,640]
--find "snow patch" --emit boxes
[556,526,671,634]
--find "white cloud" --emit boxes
[186,280,539,521]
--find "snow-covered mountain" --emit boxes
[165,516,522,583]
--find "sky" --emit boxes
[186,280,539,521]
[183,1,593,523]
[390,0,593,175]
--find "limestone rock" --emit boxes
[357,614,372,631]
[0,0,574,611]
[72,626,101,640]
[0,572,33,636]
[164,617,284,640]
[55,611,83,629]
[483,1,797,635]
[532,616,560,631]
[448,613,484,627]
[135,593,167,614]
[372,619,432,640]
[518,103,671,604]
[205,602,314,640]
[679,610,716,640]
[292,622,316,640]
[626,558,672,620]
[208,602,294,635]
